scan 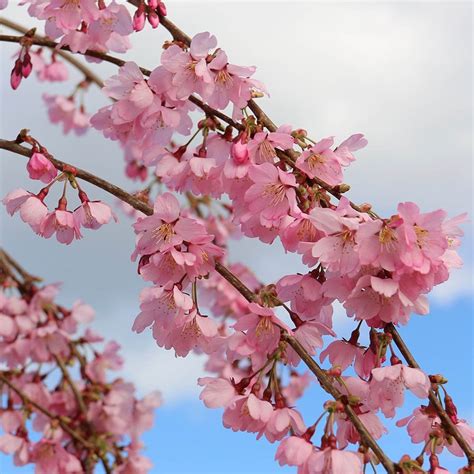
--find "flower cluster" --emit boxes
[22,0,134,55]
[3,135,114,244]
[132,192,224,356]
[30,48,69,82]
[91,31,264,175]
[0,259,160,473]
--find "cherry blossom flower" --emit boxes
[60,1,132,54]
[73,194,116,230]
[3,188,48,233]
[306,447,363,474]
[319,340,365,374]
[244,163,298,229]
[397,202,448,274]
[247,128,294,164]
[26,152,57,183]
[296,137,344,185]
[369,364,431,417]
[40,207,82,245]
[275,436,313,467]
[43,94,89,135]
[310,207,360,276]
[160,32,217,100]
[41,0,100,33]
[198,377,238,408]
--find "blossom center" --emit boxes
[152,222,175,243]
[258,139,276,162]
[307,153,325,169]
[262,183,286,205]
[414,225,428,248]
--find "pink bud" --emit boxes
[158,1,167,16]
[26,152,57,183]
[148,0,159,8]
[10,59,22,90]
[133,6,146,31]
[22,52,33,78]
[10,70,22,90]
[231,139,249,164]
[147,10,160,28]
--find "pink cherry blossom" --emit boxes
[356,218,401,271]
[198,377,238,408]
[60,2,132,54]
[40,208,82,245]
[160,32,217,100]
[369,364,431,417]
[275,436,313,467]
[3,188,48,233]
[296,137,344,185]
[26,152,57,183]
[263,405,306,442]
[43,94,89,135]
[320,340,365,374]
[306,448,363,474]
[41,0,100,33]
[333,133,367,165]
[74,199,116,230]
[397,202,448,274]
[244,163,298,228]
[310,208,360,276]
[247,129,294,164]
[31,440,83,473]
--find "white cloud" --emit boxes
[431,265,474,305]
[121,342,205,402]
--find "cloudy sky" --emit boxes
[0,1,472,473]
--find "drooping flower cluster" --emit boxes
[0,259,160,473]
[3,134,115,244]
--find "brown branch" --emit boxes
[386,324,474,463]
[0,139,153,216]
[54,355,87,415]
[281,333,396,473]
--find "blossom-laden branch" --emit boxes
[0,17,365,212]
[2,133,472,473]
[1,134,398,473]
[1,2,473,473]
[0,247,161,474]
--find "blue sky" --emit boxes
[0,1,472,473]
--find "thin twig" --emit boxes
[54,354,87,415]
[386,324,474,463]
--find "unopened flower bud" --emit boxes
[147,10,160,28]
[133,4,146,31]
